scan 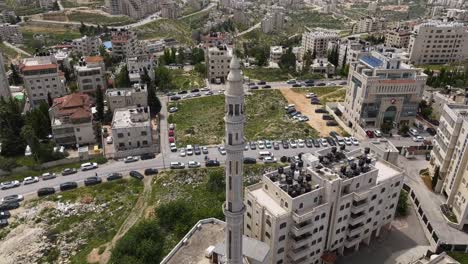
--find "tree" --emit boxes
[432,166,440,190]
[340,63,349,77]
[207,170,224,193]
[47,92,53,107]
[154,66,174,91]
[380,122,393,134]
[24,102,52,139]
[399,124,410,135]
[99,45,112,68]
[279,47,296,73]
[396,190,409,216]
[95,86,104,122]
[191,47,205,64]
[52,1,60,10]
[0,97,26,156]
[341,46,347,69]
[176,47,185,64]
[10,63,22,85]
[115,65,131,88]
[419,100,433,119]
[142,69,161,116]
[302,50,313,73]
[194,63,206,78]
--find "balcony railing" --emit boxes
[347,224,364,237]
[291,221,314,237]
[351,202,368,213]
[349,213,366,225]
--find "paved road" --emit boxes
[2,41,32,56]
[236,21,261,37]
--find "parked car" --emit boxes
[326,121,338,126]
[107,173,123,181]
[412,135,424,142]
[249,85,259,89]
[62,168,78,176]
[315,108,327,113]
[144,168,159,176]
[336,137,345,146]
[0,211,11,219]
[202,146,209,154]
[188,161,201,168]
[329,131,339,138]
[37,187,56,197]
[262,85,271,89]
[257,81,266,85]
[286,80,296,84]
[0,202,19,211]
[297,139,305,148]
[60,182,78,192]
[0,181,20,190]
[310,99,321,105]
[169,123,175,130]
[186,145,194,155]
[191,88,200,93]
[263,156,277,163]
[129,171,144,180]
[312,138,320,148]
[194,145,201,155]
[23,176,39,185]
[179,148,186,157]
[257,140,265,149]
[218,146,226,155]
[170,162,185,169]
[141,153,155,160]
[326,137,336,146]
[124,156,139,163]
[316,83,326,86]
[289,139,297,148]
[409,128,419,136]
[243,157,257,164]
[305,139,313,148]
[170,96,181,101]
[84,176,102,186]
[344,137,352,146]
[0,219,8,228]
[366,130,375,138]
[170,143,177,152]
[169,107,178,113]
[273,141,280,150]
[178,90,188,94]
[322,115,334,120]
[426,153,431,161]
[320,138,328,147]
[265,140,272,149]
[374,130,383,137]
[80,162,98,171]
[41,172,57,180]
[206,160,220,167]
[1,194,24,203]
[292,84,302,87]
[282,140,289,149]
[426,127,437,136]
[351,137,359,145]
[285,104,295,110]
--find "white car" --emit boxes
[409,128,419,136]
[186,145,194,156]
[289,139,297,148]
[0,181,21,190]
[374,130,383,137]
[41,172,57,180]
[106,136,113,144]
[218,146,226,155]
[80,162,98,171]
[124,156,139,163]
[412,135,424,142]
[179,148,186,157]
[188,161,201,168]
[350,137,359,145]
[169,107,178,113]
[284,104,295,110]
[1,194,24,203]
[265,140,272,149]
[297,139,305,148]
[257,140,265,149]
[305,93,315,98]
[170,162,185,169]
[263,156,277,163]
[23,176,39,185]
[169,123,175,130]
[320,138,328,147]
[344,137,352,145]
[170,143,177,152]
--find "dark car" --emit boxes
[249,142,257,150]
[194,145,201,155]
[322,115,334,120]
[257,81,266,85]
[206,160,220,167]
[191,88,200,93]
[366,130,375,138]
[84,176,102,186]
[62,168,78,176]
[305,83,315,87]
[326,137,336,146]
[166,92,176,96]
[273,141,280,150]
[107,173,123,181]
[144,168,159,176]
[249,85,259,90]
[292,84,302,87]
[312,138,320,148]
[0,202,20,211]
[304,79,314,84]
[326,121,339,126]
[140,153,155,160]
[426,127,437,136]
[329,131,339,138]
[37,187,55,197]
[287,108,296,114]
[311,99,321,105]
[60,182,78,192]
[178,90,188,94]
[317,83,326,86]
[262,85,271,89]
[170,96,181,101]
[315,108,327,113]
[129,171,144,180]
[0,211,11,219]
[243,157,257,164]
[282,140,289,149]
[305,139,313,148]
[0,219,8,228]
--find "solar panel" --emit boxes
[360,55,383,68]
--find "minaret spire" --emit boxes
[223,54,245,264]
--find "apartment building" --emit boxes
[105,0,158,19]
[111,28,143,58]
[71,35,102,56]
[126,54,154,83]
[0,23,23,43]
[105,83,148,112]
[74,56,106,94]
[408,21,468,65]
[202,31,232,48]
[301,30,339,58]
[353,16,387,34]
[423,89,468,119]
[0,53,11,99]
[385,28,411,48]
[49,93,95,146]
[161,1,181,19]
[270,46,284,63]
[338,37,370,68]
[244,147,404,264]
[0,10,17,24]
[21,56,66,107]
[341,50,427,130]
[261,6,285,34]
[207,45,232,84]
[431,104,468,230]
[111,106,153,157]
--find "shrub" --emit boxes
[93,155,108,164]
[0,156,18,172]
[207,170,224,193]
[397,190,409,216]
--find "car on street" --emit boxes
[286,80,296,84]
[316,83,326,86]
[169,107,178,113]
[0,181,20,190]
[144,168,159,175]
[366,130,375,138]
[62,168,78,176]
[170,162,185,169]
[409,128,419,136]
[202,146,209,154]
[179,148,186,157]
[257,81,266,85]
[0,202,19,211]
[41,172,57,180]
[351,137,359,145]
[320,138,328,147]
[243,157,257,164]
[249,85,259,90]
[206,160,220,167]
[124,156,139,163]
[426,127,437,136]
[60,182,78,192]
[170,143,177,152]
[141,153,155,160]
[315,108,327,113]
[84,176,102,186]
[191,88,200,93]
[36,187,56,197]
[244,144,249,151]
[178,90,188,94]
[218,146,226,155]
[23,176,39,185]
[339,81,347,85]
[107,173,123,181]
[168,136,175,143]
[1,194,24,203]
[263,156,277,163]
[170,96,181,101]
[169,130,175,137]
[0,211,11,219]
[80,162,98,171]
[262,85,271,89]
[188,161,201,168]
[412,135,424,142]
[129,171,145,180]
[374,130,383,137]
[200,88,210,92]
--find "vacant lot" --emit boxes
[67,11,136,26]
[21,25,81,53]
[136,19,194,45]
[243,68,292,82]
[0,43,23,62]
[168,90,318,146]
[171,69,206,90]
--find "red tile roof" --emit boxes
[21,64,57,72]
[85,56,104,63]
[52,93,92,121]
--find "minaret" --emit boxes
[223,55,245,264]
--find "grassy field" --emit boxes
[67,12,136,26]
[287,8,348,32]
[292,86,343,97]
[61,0,104,8]
[168,90,318,146]
[180,10,210,30]
[171,69,206,90]
[243,68,292,82]
[0,42,23,62]
[21,25,81,53]
[448,252,468,264]
[136,19,194,44]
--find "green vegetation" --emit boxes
[171,69,206,90]
[180,10,210,30]
[396,190,409,216]
[292,86,343,97]
[21,27,81,53]
[8,5,44,16]
[136,19,194,45]
[243,68,292,82]
[448,252,468,264]
[287,8,348,32]
[424,66,468,88]
[67,12,136,26]
[61,0,104,8]
[168,90,318,146]
[0,42,22,62]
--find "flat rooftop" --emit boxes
[374,161,401,182]
[111,107,150,129]
[250,186,287,217]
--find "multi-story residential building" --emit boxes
[126,54,154,83]
[430,104,468,230]
[111,106,153,157]
[202,32,232,48]
[71,35,102,56]
[49,93,95,146]
[145,40,165,53]
[340,50,427,131]
[207,45,232,84]
[244,147,404,264]
[21,56,66,107]
[338,37,370,68]
[74,56,106,94]
[111,28,143,58]
[353,16,387,34]
[161,1,180,19]
[105,0,158,19]
[0,10,17,24]
[385,28,411,48]
[301,30,339,58]
[423,88,468,119]
[39,0,55,9]
[105,83,148,112]
[307,58,336,77]
[261,6,285,34]
[0,23,23,43]
[408,21,468,65]
[270,46,284,63]
[0,53,11,99]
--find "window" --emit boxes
[277,247,284,254]
[369,206,374,212]
[379,199,383,205]
[376,211,380,216]
[395,181,400,187]
[247,212,251,218]
[280,222,287,229]
[247,224,251,230]
[319,225,324,231]
[247,200,252,206]
[265,232,270,239]
[76,128,80,132]
[367,218,372,223]
[336,229,340,234]
[346,203,350,208]
[141,131,147,136]
[279,235,285,241]
[338,217,342,223]
[381,188,386,193]
[315,216,320,221]
[284,202,288,208]
[266,219,271,226]
[277,260,283,264]
[371,194,377,200]
[318,237,322,242]
[117,133,124,138]
[321,213,326,218]
[340,205,345,210]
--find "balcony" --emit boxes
[348,223,364,237]
[289,245,310,261]
[351,200,368,213]
[290,233,313,249]
[349,212,366,225]
[353,190,370,201]
[345,235,361,247]
[292,203,328,223]
[291,221,314,237]
[289,255,308,264]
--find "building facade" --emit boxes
[126,54,155,83]
[0,23,23,43]
[353,17,387,34]
[338,37,370,68]
[301,30,339,58]
[385,28,411,48]
[261,6,285,34]
[408,21,468,65]
[111,29,143,58]
[0,53,11,99]
[21,56,67,107]
[244,147,404,264]
[270,46,284,64]
[207,45,232,84]
[105,0,158,19]
[71,35,102,56]
[161,1,181,19]
[74,56,106,94]
[105,83,148,112]
[341,51,427,130]
[431,104,468,230]
[49,93,95,146]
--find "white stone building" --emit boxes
[353,17,387,34]
[261,6,285,34]
[161,1,181,19]
[340,50,427,131]
[105,0,158,19]
[126,54,155,83]
[385,28,411,48]
[0,23,23,44]
[301,30,339,58]
[408,20,468,65]
[21,56,66,107]
[49,93,95,146]
[111,28,143,58]
[308,58,335,77]
[423,89,468,119]
[105,83,148,112]
[270,46,284,63]
[244,147,404,264]
[431,104,468,230]
[0,53,11,99]
[74,56,106,94]
[338,37,370,68]
[207,45,232,84]
[71,35,102,56]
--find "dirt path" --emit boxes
[280,88,343,137]
[87,176,153,264]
